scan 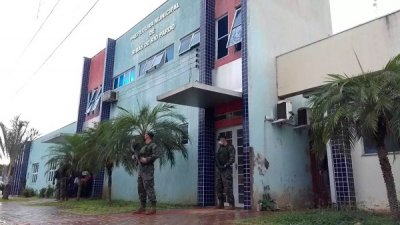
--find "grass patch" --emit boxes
[0,197,38,202]
[34,199,193,215]
[237,209,399,225]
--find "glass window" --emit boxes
[152,51,165,68]
[32,163,39,183]
[113,77,118,89]
[227,8,242,47]
[129,69,135,82]
[145,56,156,72]
[363,137,400,154]
[118,75,124,87]
[217,15,229,59]
[124,72,130,85]
[191,30,200,47]
[179,34,192,54]
[139,61,147,76]
[165,45,174,63]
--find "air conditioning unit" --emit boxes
[276,100,293,121]
[297,107,310,126]
[102,90,118,103]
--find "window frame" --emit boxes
[178,34,193,55]
[138,44,175,76]
[216,14,229,59]
[48,162,56,182]
[112,67,136,89]
[32,163,39,183]
[362,137,400,155]
[179,30,200,55]
[227,7,242,48]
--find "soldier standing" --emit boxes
[215,134,236,210]
[132,132,162,215]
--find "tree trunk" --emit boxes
[377,146,400,219]
[107,167,112,203]
[2,165,13,200]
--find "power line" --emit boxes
[15,0,100,95]
[19,0,62,59]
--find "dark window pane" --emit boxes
[235,42,242,51]
[226,131,232,139]
[180,123,189,144]
[217,36,228,59]
[217,16,228,38]
[113,78,118,89]
[237,138,243,147]
[119,75,124,87]
[165,45,174,63]
[237,129,243,137]
[238,147,244,155]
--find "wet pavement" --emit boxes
[0,201,261,225]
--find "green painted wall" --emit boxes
[110,0,201,204]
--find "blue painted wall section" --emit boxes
[240,0,252,210]
[91,38,116,199]
[10,141,32,195]
[77,58,91,133]
[330,133,356,208]
[197,0,216,207]
[100,38,116,121]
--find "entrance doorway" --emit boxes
[216,126,245,208]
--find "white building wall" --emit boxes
[213,58,242,92]
[351,141,400,211]
[277,10,400,98]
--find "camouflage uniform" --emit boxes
[216,144,235,205]
[137,142,162,208]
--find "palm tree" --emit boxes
[114,103,189,167]
[78,121,137,203]
[81,103,189,203]
[0,116,38,199]
[309,54,400,219]
[45,134,86,200]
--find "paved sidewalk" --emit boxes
[0,201,261,225]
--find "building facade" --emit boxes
[12,0,399,212]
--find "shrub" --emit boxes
[46,185,54,198]
[0,184,4,192]
[22,187,36,197]
[39,188,46,198]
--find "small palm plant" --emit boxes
[78,121,137,203]
[309,54,400,219]
[45,134,85,199]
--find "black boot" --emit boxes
[146,202,156,215]
[132,202,146,214]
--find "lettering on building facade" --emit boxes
[130,3,180,55]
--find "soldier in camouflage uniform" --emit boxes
[132,132,162,215]
[215,134,236,210]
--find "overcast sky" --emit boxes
[1,0,400,164]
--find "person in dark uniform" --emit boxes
[215,134,236,210]
[132,132,162,215]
